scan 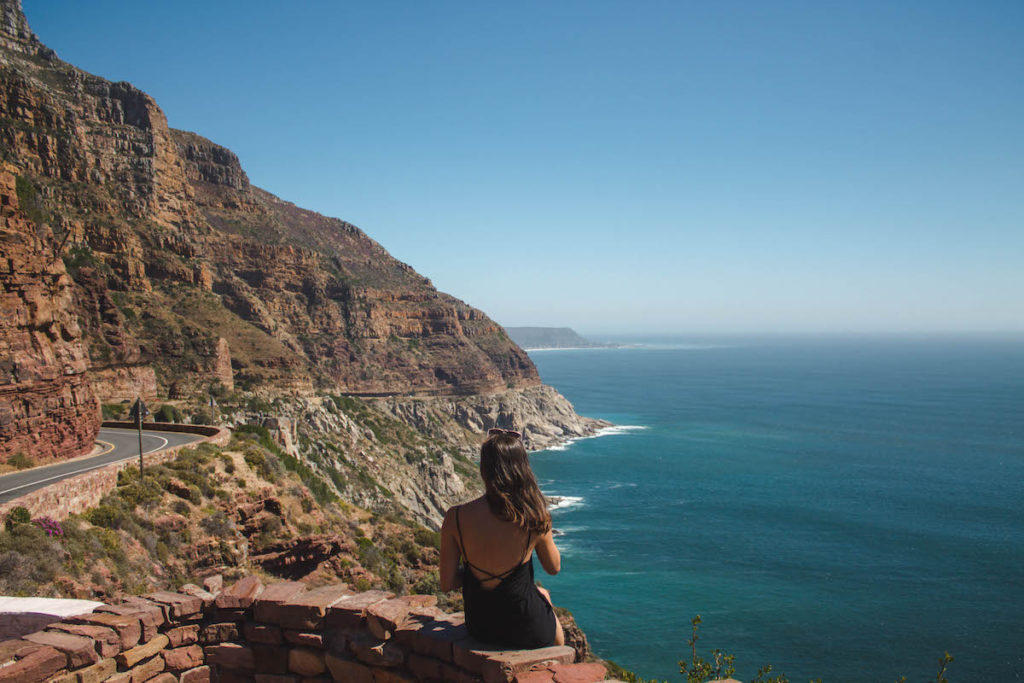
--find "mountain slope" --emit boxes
[0,0,536,401]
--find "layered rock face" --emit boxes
[0,0,539,398]
[380,385,612,454]
[0,165,99,462]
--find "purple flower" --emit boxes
[32,516,64,537]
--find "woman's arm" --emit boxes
[439,506,463,593]
[534,529,561,575]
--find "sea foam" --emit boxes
[543,424,647,452]
[546,494,584,511]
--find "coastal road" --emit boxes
[0,428,203,506]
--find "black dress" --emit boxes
[456,505,557,649]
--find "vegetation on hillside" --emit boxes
[0,437,447,602]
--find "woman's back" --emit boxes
[439,430,564,648]
[447,498,557,648]
[455,497,534,588]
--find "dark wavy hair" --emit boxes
[479,432,552,535]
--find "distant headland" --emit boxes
[505,327,618,350]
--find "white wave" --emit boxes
[546,495,584,511]
[606,481,638,490]
[543,424,647,452]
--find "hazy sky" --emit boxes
[29,1,1024,335]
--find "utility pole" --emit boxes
[130,397,148,479]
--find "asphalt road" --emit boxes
[0,427,203,506]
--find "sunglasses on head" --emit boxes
[488,428,522,439]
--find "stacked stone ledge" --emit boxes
[0,576,624,683]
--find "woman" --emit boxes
[440,428,565,648]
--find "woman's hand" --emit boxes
[534,529,561,576]
[439,506,464,592]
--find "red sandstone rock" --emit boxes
[116,634,169,667]
[199,622,240,645]
[245,622,284,645]
[407,613,468,662]
[406,652,444,680]
[218,670,257,683]
[179,665,213,683]
[163,644,204,671]
[126,653,166,682]
[289,647,326,676]
[373,668,417,683]
[166,624,200,647]
[179,583,216,608]
[325,652,374,683]
[0,170,99,466]
[74,657,118,683]
[550,662,608,683]
[515,672,555,683]
[23,630,99,668]
[326,590,393,630]
[70,613,141,650]
[253,675,300,683]
[282,630,322,648]
[0,641,65,682]
[46,622,121,657]
[203,642,255,670]
[453,643,576,683]
[365,595,437,639]
[253,645,290,674]
[146,591,203,619]
[252,581,308,623]
[216,576,265,609]
[271,585,350,630]
[114,599,167,638]
[348,632,404,668]
[201,574,224,595]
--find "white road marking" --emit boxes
[0,435,173,496]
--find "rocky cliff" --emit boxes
[0,164,99,462]
[0,0,538,399]
[0,0,606,517]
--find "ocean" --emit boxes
[527,335,1024,683]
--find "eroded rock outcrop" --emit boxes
[0,165,99,462]
[0,0,540,398]
[380,385,612,453]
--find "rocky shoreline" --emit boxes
[377,384,611,455]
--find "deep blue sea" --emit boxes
[527,336,1024,683]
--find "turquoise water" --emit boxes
[528,336,1024,683]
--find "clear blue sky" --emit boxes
[28,1,1024,335]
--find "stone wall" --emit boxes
[0,424,230,520]
[0,576,622,683]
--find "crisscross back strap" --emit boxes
[456,504,533,581]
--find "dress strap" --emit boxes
[455,505,467,560]
[457,505,534,583]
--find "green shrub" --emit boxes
[244,448,278,483]
[85,503,129,530]
[154,404,183,423]
[7,452,34,470]
[15,175,48,226]
[101,403,126,420]
[200,511,234,537]
[234,426,336,504]
[411,572,441,595]
[413,526,441,551]
[4,506,31,531]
